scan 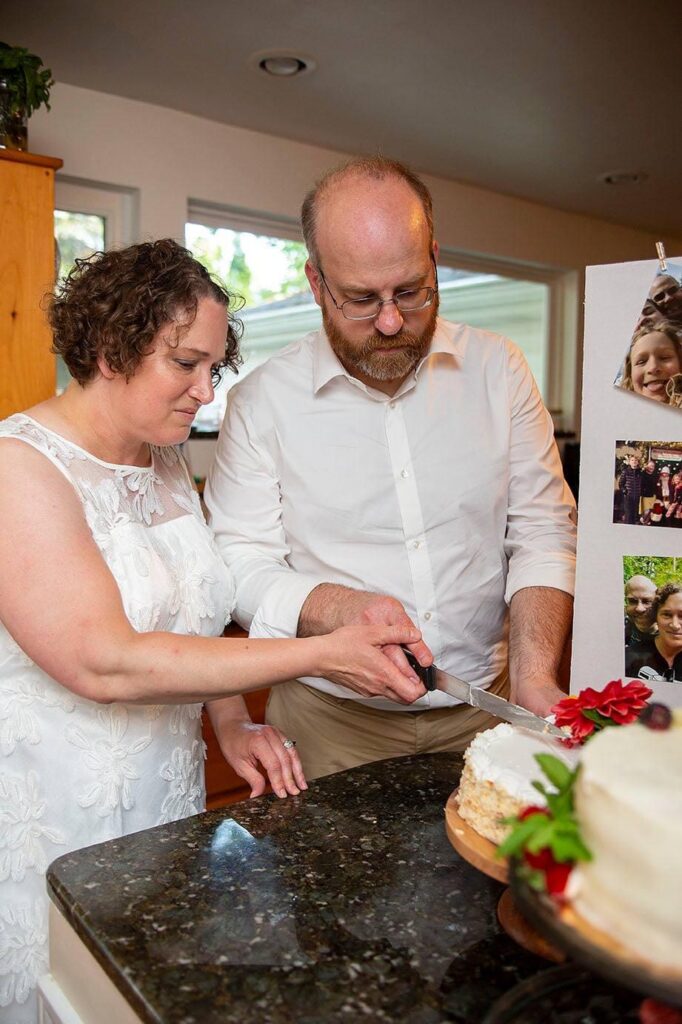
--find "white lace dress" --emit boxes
[0,414,235,1023]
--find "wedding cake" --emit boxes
[569,718,682,973]
[455,724,578,844]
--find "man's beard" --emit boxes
[322,296,439,384]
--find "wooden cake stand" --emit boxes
[510,866,682,1007]
[445,789,565,963]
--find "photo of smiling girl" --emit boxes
[616,320,682,406]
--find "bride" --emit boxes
[0,239,426,1022]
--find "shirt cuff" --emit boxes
[504,553,576,604]
[247,573,330,639]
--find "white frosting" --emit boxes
[571,722,682,972]
[465,723,579,805]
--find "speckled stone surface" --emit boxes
[47,753,553,1023]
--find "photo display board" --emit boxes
[571,256,682,705]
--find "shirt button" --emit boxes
[412,539,421,549]
[389,400,396,409]
[424,611,432,621]
[400,468,409,479]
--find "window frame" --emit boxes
[55,177,137,250]
[438,246,579,434]
[187,203,579,434]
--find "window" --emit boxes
[186,205,569,431]
[186,212,320,431]
[53,180,136,392]
[435,262,549,396]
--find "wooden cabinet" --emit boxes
[0,148,62,418]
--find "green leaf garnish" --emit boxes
[495,754,592,871]
[535,754,573,790]
[497,814,547,858]
[582,708,618,729]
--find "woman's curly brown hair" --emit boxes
[651,582,682,623]
[49,239,243,385]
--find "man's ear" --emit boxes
[96,354,116,380]
[432,240,440,264]
[305,259,323,308]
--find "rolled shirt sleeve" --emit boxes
[502,339,576,604]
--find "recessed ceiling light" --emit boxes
[599,171,648,186]
[249,50,316,78]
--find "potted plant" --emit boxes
[0,41,54,151]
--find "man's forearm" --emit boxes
[509,586,573,709]
[297,583,370,636]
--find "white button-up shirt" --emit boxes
[205,318,576,710]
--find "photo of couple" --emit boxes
[623,556,682,683]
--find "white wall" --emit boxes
[31,84,682,267]
[29,83,682,435]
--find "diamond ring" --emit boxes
[282,738,296,750]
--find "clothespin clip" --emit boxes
[656,241,668,273]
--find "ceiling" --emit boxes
[4,0,681,235]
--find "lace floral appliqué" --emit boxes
[163,545,218,634]
[0,771,65,882]
[66,706,152,817]
[158,740,205,824]
[0,900,48,1008]
[169,703,203,736]
[0,670,75,757]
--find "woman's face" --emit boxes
[656,593,682,652]
[106,296,228,448]
[629,331,682,402]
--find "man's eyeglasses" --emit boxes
[317,256,439,321]
[651,280,681,306]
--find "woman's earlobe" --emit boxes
[96,355,117,380]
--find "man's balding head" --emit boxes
[301,157,434,268]
[624,575,657,632]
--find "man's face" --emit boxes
[628,455,639,469]
[645,461,656,474]
[320,287,439,389]
[309,176,439,394]
[625,580,656,631]
[649,275,682,318]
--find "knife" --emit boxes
[401,649,567,738]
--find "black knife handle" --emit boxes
[400,647,436,690]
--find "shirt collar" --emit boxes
[312,316,466,396]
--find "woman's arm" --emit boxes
[0,441,424,706]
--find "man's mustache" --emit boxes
[358,331,424,355]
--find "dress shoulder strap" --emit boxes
[0,413,86,483]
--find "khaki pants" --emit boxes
[266,673,508,780]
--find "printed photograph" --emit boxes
[613,440,682,527]
[614,261,682,409]
[623,556,682,683]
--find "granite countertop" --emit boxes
[46,753,628,1024]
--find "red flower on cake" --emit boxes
[551,679,652,746]
[579,679,652,722]
[639,998,682,1024]
[550,697,596,746]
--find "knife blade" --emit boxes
[401,649,567,738]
